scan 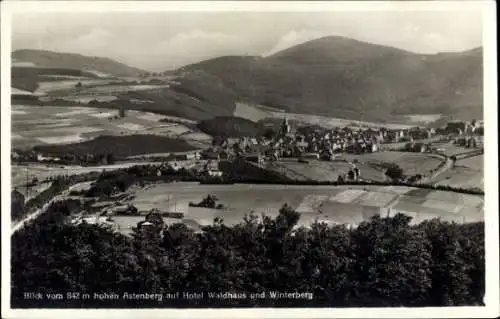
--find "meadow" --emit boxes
[344,152,444,176]
[434,155,484,190]
[233,102,414,129]
[11,105,204,150]
[265,159,385,182]
[125,182,483,230]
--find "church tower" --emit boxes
[279,116,290,137]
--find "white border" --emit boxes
[1,1,498,319]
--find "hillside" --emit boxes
[177,36,483,121]
[33,135,198,158]
[197,116,266,138]
[12,49,145,77]
[11,66,100,92]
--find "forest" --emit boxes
[11,201,484,308]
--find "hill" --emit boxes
[11,66,100,92]
[33,135,198,158]
[12,49,145,77]
[176,36,483,121]
[197,116,266,138]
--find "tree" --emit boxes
[263,127,276,140]
[347,170,355,180]
[385,165,404,181]
[349,214,432,306]
[106,153,116,165]
[11,198,485,308]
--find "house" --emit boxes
[301,152,319,160]
[184,152,201,161]
[445,121,467,134]
[218,150,230,160]
[242,153,265,165]
[207,169,223,177]
[419,144,428,153]
[202,151,220,161]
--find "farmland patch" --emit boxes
[37,135,84,144]
[116,123,146,131]
[181,132,212,141]
[136,112,166,122]
[354,152,443,176]
[404,114,442,124]
[89,111,116,118]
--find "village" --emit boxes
[198,117,484,179]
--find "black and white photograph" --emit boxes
[1,1,498,318]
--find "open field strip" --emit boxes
[37,135,85,144]
[89,111,117,118]
[456,155,484,169]
[432,155,483,190]
[54,109,99,117]
[122,182,483,231]
[180,132,212,141]
[135,112,166,122]
[345,151,444,176]
[234,102,416,129]
[116,123,146,131]
[403,114,442,124]
[11,110,28,115]
[63,95,118,103]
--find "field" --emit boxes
[264,159,385,182]
[433,155,484,190]
[36,79,118,94]
[122,182,483,230]
[429,140,483,157]
[401,114,443,124]
[343,152,444,176]
[234,102,414,129]
[11,105,206,150]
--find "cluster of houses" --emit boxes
[198,117,442,167]
[441,120,484,136]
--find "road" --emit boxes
[419,157,455,184]
[11,188,71,235]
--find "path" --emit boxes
[11,182,90,235]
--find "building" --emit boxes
[207,169,223,177]
[301,152,320,160]
[242,153,265,165]
[202,151,220,161]
[278,116,290,137]
[445,121,467,134]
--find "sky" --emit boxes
[11,7,483,71]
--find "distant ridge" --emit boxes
[175,36,483,121]
[12,49,146,77]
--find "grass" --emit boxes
[345,152,443,176]
[126,182,483,227]
[264,159,384,182]
[433,155,484,190]
[11,105,202,150]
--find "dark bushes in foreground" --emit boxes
[11,202,484,308]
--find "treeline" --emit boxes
[11,202,484,308]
